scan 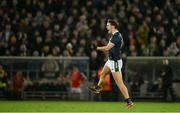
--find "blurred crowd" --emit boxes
[0,0,179,66]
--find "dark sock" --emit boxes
[125,98,132,104]
[96,85,101,89]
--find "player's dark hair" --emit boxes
[107,19,119,29]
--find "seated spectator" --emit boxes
[0,0,178,58]
[0,65,8,98]
[41,58,59,79]
[55,74,68,92]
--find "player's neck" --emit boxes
[112,29,118,35]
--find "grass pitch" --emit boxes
[0,101,179,112]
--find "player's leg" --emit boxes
[111,60,133,108]
[97,65,111,87]
[89,62,111,93]
[112,71,133,108]
[112,71,130,99]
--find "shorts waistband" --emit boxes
[108,59,121,61]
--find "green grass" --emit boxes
[0,101,179,112]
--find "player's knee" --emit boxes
[101,73,107,79]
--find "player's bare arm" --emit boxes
[96,41,114,52]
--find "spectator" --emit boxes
[148,36,158,56]
[90,50,99,71]
[128,69,144,93]
[160,58,175,101]
[176,35,180,49]
[67,66,87,100]
[158,39,166,56]
[12,71,24,99]
[41,58,59,79]
[0,65,8,98]
[136,21,150,47]
[0,0,178,58]
[56,74,68,92]
[39,78,50,91]
[167,42,179,56]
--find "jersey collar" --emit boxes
[112,31,118,35]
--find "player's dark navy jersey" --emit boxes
[108,32,123,61]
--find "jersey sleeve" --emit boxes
[110,34,119,45]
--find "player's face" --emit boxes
[106,22,112,34]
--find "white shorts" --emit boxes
[105,59,123,72]
[70,87,82,93]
